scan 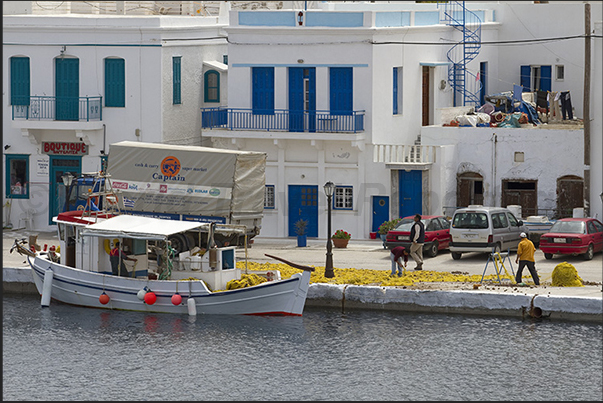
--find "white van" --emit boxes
[449,206,528,260]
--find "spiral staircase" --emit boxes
[439,1,483,107]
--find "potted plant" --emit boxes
[294,219,308,247]
[331,229,351,248]
[378,218,402,248]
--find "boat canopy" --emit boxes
[79,215,241,241]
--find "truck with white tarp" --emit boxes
[63,141,266,250]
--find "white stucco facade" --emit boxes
[3,9,229,230]
[2,1,601,239]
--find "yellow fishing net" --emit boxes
[551,262,584,287]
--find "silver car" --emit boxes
[449,206,527,260]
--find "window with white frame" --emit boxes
[264,185,275,209]
[334,186,353,210]
[393,66,403,115]
[555,65,564,81]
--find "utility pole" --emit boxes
[583,2,591,216]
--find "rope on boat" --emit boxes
[159,243,176,280]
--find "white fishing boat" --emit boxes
[23,211,313,316]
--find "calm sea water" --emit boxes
[3,294,602,401]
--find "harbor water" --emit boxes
[3,294,602,401]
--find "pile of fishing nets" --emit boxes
[226,273,267,290]
[551,262,584,287]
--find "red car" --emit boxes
[384,215,451,257]
[539,218,603,260]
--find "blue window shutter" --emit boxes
[393,67,398,115]
[173,57,182,105]
[105,58,125,107]
[11,57,30,106]
[204,70,220,102]
[520,65,531,91]
[330,67,352,115]
[252,67,274,114]
[540,65,552,92]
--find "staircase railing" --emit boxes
[439,1,482,107]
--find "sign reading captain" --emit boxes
[106,141,266,222]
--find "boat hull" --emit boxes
[29,255,311,316]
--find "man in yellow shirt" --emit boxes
[515,232,539,285]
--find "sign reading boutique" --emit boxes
[42,141,89,156]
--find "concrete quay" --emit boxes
[3,229,602,322]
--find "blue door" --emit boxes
[55,58,79,121]
[372,196,389,233]
[289,67,315,132]
[288,185,318,237]
[399,170,422,218]
[49,156,81,225]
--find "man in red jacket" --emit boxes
[390,246,409,277]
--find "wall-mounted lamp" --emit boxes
[4,145,11,150]
[297,11,303,26]
[60,45,66,56]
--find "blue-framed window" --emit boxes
[264,185,275,209]
[5,154,29,199]
[334,186,353,210]
[173,56,182,105]
[204,70,220,103]
[330,67,353,115]
[10,57,30,106]
[105,58,125,107]
[252,67,274,114]
[393,66,402,115]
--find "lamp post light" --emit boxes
[61,172,74,212]
[324,181,336,278]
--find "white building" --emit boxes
[202,1,602,239]
[3,1,230,230]
[3,1,602,238]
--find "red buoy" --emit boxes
[171,293,182,305]
[144,291,157,305]
[99,292,110,305]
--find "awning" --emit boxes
[80,215,207,240]
[419,62,451,66]
[203,60,228,72]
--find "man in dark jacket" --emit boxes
[409,214,425,270]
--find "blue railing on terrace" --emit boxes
[11,96,103,122]
[201,108,365,133]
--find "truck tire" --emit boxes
[168,234,188,255]
[451,252,462,260]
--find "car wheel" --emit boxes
[427,241,438,258]
[493,243,501,254]
[544,253,553,260]
[451,252,462,260]
[583,244,594,261]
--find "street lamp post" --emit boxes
[61,172,74,212]
[324,181,336,278]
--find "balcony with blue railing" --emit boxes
[12,95,103,122]
[201,108,365,133]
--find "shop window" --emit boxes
[5,154,29,199]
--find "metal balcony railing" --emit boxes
[11,96,103,122]
[201,108,365,133]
